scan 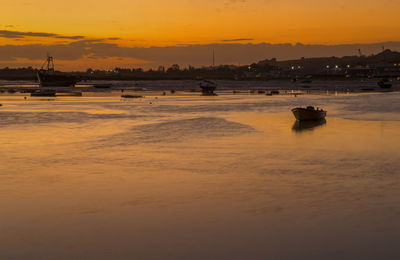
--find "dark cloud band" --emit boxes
[1,40,400,68]
[0,30,85,40]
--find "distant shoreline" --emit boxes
[0,79,399,94]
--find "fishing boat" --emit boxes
[37,55,77,87]
[292,106,326,121]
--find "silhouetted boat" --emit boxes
[377,78,392,88]
[361,87,375,91]
[200,80,217,96]
[292,106,326,121]
[266,90,280,96]
[121,95,143,98]
[301,79,312,84]
[37,55,77,87]
[56,91,82,96]
[93,83,113,89]
[31,89,56,97]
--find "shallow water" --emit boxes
[1,93,400,259]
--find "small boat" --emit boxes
[301,79,312,84]
[121,95,143,98]
[266,90,280,96]
[200,80,217,96]
[361,87,375,92]
[31,89,56,97]
[56,91,82,96]
[292,106,326,121]
[93,83,113,89]
[377,78,392,88]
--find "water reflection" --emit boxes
[292,119,327,133]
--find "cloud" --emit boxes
[221,38,254,42]
[1,41,400,69]
[0,30,85,40]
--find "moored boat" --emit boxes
[56,91,83,96]
[121,95,143,98]
[292,106,326,121]
[93,83,113,89]
[31,89,56,97]
[37,55,77,87]
[200,80,217,96]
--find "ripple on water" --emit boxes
[97,117,255,147]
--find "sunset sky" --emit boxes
[1,0,400,70]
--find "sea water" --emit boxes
[1,92,400,259]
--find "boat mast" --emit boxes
[212,49,215,67]
[41,53,55,71]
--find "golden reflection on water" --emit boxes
[1,95,400,259]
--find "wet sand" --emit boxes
[1,92,400,259]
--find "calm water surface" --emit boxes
[1,93,400,259]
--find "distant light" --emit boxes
[291,66,295,70]
[326,65,330,69]
[297,66,301,69]
[347,65,350,68]
[335,65,339,69]
[248,66,251,70]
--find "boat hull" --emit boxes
[292,108,326,121]
[31,90,56,97]
[37,71,77,87]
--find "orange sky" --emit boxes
[1,0,400,70]
[2,0,400,45]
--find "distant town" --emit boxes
[1,49,400,81]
